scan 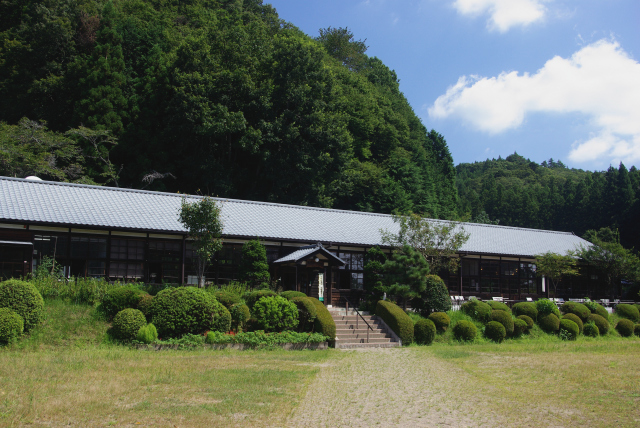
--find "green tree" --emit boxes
[577,228,640,299]
[238,239,270,288]
[178,197,224,287]
[382,245,430,309]
[316,26,367,71]
[535,252,578,298]
[381,213,469,273]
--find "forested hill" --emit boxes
[456,153,640,249]
[0,0,457,218]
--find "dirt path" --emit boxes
[286,347,512,428]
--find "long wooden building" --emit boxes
[0,176,604,305]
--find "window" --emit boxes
[111,239,144,260]
[71,237,107,259]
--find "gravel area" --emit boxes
[286,348,511,428]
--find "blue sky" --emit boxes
[267,0,640,171]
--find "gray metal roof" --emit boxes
[273,244,346,265]
[0,176,590,257]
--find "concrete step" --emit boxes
[336,327,387,334]
[328,309,371,316]
[335,337,393,344]
[331,315,377,321]
[336,342,401,349]
[335,331,389,338]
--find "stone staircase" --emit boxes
[329,309,400,349]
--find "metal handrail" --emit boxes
[344,297,373,343]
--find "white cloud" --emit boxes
[428,39,640,165]
[452,0,547,32]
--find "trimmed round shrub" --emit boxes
[137,294,154,322]
[111,308,147,341]
[584,300,609,319]
[0,308,24,345]
[517,315,534,330]
[310,298,336,341]
[212,290,241,309]
[280,291,307,300]
[538,313,560,333]
[615,304,640,323]
[513,318,528,337]
[243,289,277,309]
[291,296,317,332]
[490,310,514,335]
[253,296,299,332]
[428,312,450,333]
[136,323,158,344]
[461,300,492,323]
[151,286,231,338]
[512,302,538,321]
[0,279,44,332]
[594,304,609,320]
[536,299,560,317]
[99,285,145,320]
[588,313,609,335]
[485,321,506,343]
[615,319,635,337]
[376,300,413,345]
[584,322,599,337]
[452,320,477,342]
[229,303,250,332]
[560,302,591,322]
[634,324,640,337]
[559,319,579,340]
[418,275,451,315]
[487,300,510,312]
[414,319,436,345]
[562,313,584,334]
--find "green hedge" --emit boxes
[151,287,231,338]
[536,299,560,317]
[414,319,436,345]
[376,300,413,345]
[252,296,299,332]
[212,290,241,309]
[560,302,591,322]
[538,313,560,333]
[634,324,640,337]
[562,313,584,334]
[584,322,599,337]
[615,319,635,337]
[0,307,24,345]
[452,320,477,342]
[513,318,528,337]
[512,302,538,320]
[137,294,154,322]
[309,298,336,341]
[485,321,506,343]
[291,297,317,332]
[205,330,328,346]
[584,300,609,319]
[487,300,510,312]
[0,279,44,332]
[517,315,534,330]
[243,289,278,309]
[280,291,307,300]
[99,285,146,320]
[559,319,579,340]
[588,313,609,335]
[111,308,147,341]
[428,312,450,333]
[136,323,158,344]
[229,303,251,332]
[615,304,640,323]
[490,310,514,335]
[460,300,492,323]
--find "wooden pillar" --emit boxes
[180,235,186,286]
[105,231,111,281]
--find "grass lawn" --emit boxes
[1,300,639,427]
[424,339,640,427]
[0,300,333,427]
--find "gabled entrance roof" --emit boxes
[272,244,346,266]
